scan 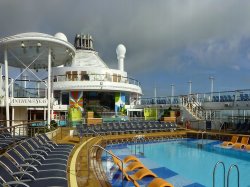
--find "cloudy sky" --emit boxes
[1,0,250,97]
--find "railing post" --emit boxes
[60,126,62,140]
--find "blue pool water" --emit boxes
[104,139,250,187]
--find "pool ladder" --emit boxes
[213,161,240,187]
[196,130,207,148]
[131,135,145,156]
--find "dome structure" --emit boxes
[0,32,75,68]
[116,44,126,58]
[54,32,68,42]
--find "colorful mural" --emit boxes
[115,92,126,115]
[68,91,83,122]
[144,108,158,120]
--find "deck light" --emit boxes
[36,42,41,53]
[37,42,41,47]
[21,42,25,48]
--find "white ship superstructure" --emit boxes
[0,32,142,126]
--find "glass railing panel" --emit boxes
[140,89,250,105]
[53,73,141,87]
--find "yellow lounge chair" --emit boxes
[148,177,174,187]
[233,136,249,149]
[125,161,145,171]
[114,160,157,181]
[131,168,157,180]
[110,150,141,164]
[110,151,159,187]
[221,135,239,146]
[113,155,157,181]
[122,166,157,181]
[244,144,250,151]
[123,155,141,163]
[110,151,145,171]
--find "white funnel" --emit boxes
[116,44,126,71]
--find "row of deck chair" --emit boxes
[0,133,74,187]
[221,135,250,149]
[229,122,250,134]
[0,125,28,151]
[109,151,173,187]
[76,121,178,137]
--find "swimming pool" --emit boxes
[104,139,250,187]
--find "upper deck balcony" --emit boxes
[139,89,250,110]
[52,72,142,94]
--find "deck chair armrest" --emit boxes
[40,145,53,151]
[29,153,46,160]
[4,181,30,187]
[50,163,67,167]
[12,171,36,180]
[24,158,42,165]
[38,168,66,173]
[49,141,60,147]
[44,140,54,145]
[18,164,39,172]
[34,176,67,180]
[45,143,56,149]
[50,157,68,162]
[41,145,70,153]
[0,142,9,146]
[34,149,49,156]
[51,141,59,146]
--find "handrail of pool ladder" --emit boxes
[227,164,239,187]
[196,130,207,148]
[88,144,124,187]
[131,135,145,156]
[213,161,226,187]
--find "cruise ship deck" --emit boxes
[1,122,249,187]
[1,31,250,186]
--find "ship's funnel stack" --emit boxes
[74,34,94,50]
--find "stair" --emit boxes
[181,96,219,122]
[182,98,204,120]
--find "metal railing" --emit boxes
[140,88,250,106]
[213,161,226,187]
[227,164,239,187]
[213,161,240,187]
[2,76,47,98]
[196,130,207,148]
[53,73,141,87]
[131,135,145,156]
[88,144,124,187]
[0,120,51,136]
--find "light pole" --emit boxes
[154,84,157,101]
[188,80,192,95]
[209,76,214,101]
[171,84,174,104]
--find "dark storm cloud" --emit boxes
[1,0,250,95]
